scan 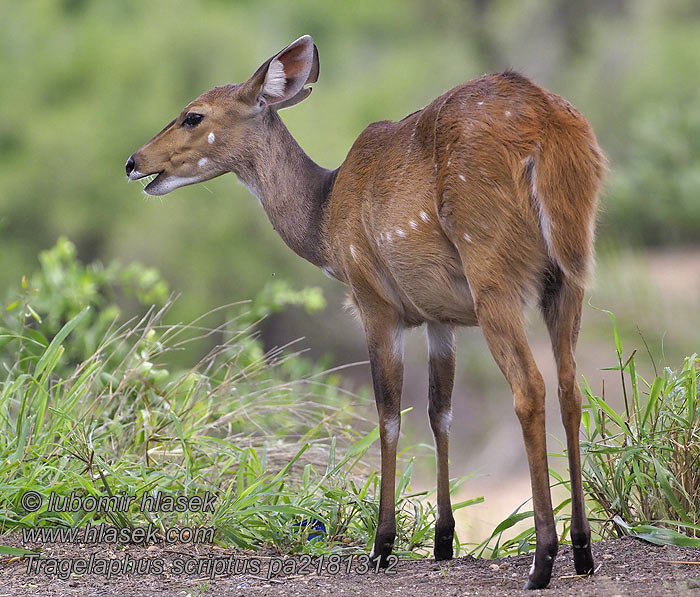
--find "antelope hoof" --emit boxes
[523,545,557,590]
[434,533,454,561]
[523,565,553,590]
[370,539,395,568]
[573,543,594,576]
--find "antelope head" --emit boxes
[125,35,319,196]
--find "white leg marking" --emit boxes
[391,325,404,359]
[384,417,401,445]
[427,322,454,360]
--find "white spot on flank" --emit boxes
[197,157,208,168]
[386,232,393,243]
[409,220,418,230]
[263,58,287,97]
[420,211,429,223]
[458,174,466,182]
[463,233,472,243]
[350,244,358,262]
[207,132,215,144]
[477,101,484,106]
[505,110,512,117]
[396,228,406,238]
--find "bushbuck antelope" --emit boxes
[126,35,605,589]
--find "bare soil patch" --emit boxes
[2,534,700,596]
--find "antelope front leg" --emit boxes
[426,322,456,561]
[358,299,404,567]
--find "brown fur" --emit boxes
[127,37,605,590]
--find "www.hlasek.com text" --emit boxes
[22,523,215,545]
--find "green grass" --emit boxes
[0,301,473,558]
[579,311,700,545]
[0,242,484,558]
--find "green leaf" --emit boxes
[34,307,90,377]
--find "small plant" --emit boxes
[579,311,700,545]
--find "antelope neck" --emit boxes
[232,110,337,268]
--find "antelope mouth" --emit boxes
[130,170,164,195]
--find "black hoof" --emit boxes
[523,576,550,590]
[523,543,557,589]
[370,539,395,568]
[434,532,454,561]
[573,543,595,576]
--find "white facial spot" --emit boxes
[463,233,472,243]
[420,211,430,223]
[350,244,358,262]
[383,417,400,445]
[505,110,512,117]
[409,220,418,230]
[207,132,215,144]
[396,228,406,238]
[197,157,208,168]
[458,174,466,182]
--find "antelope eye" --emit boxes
[183,113,204,127]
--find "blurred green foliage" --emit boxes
[1,0,699,347]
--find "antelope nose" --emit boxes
[125,155,136,177]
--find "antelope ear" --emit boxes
[242,35,319,109]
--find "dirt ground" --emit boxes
[1,534,699,596]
